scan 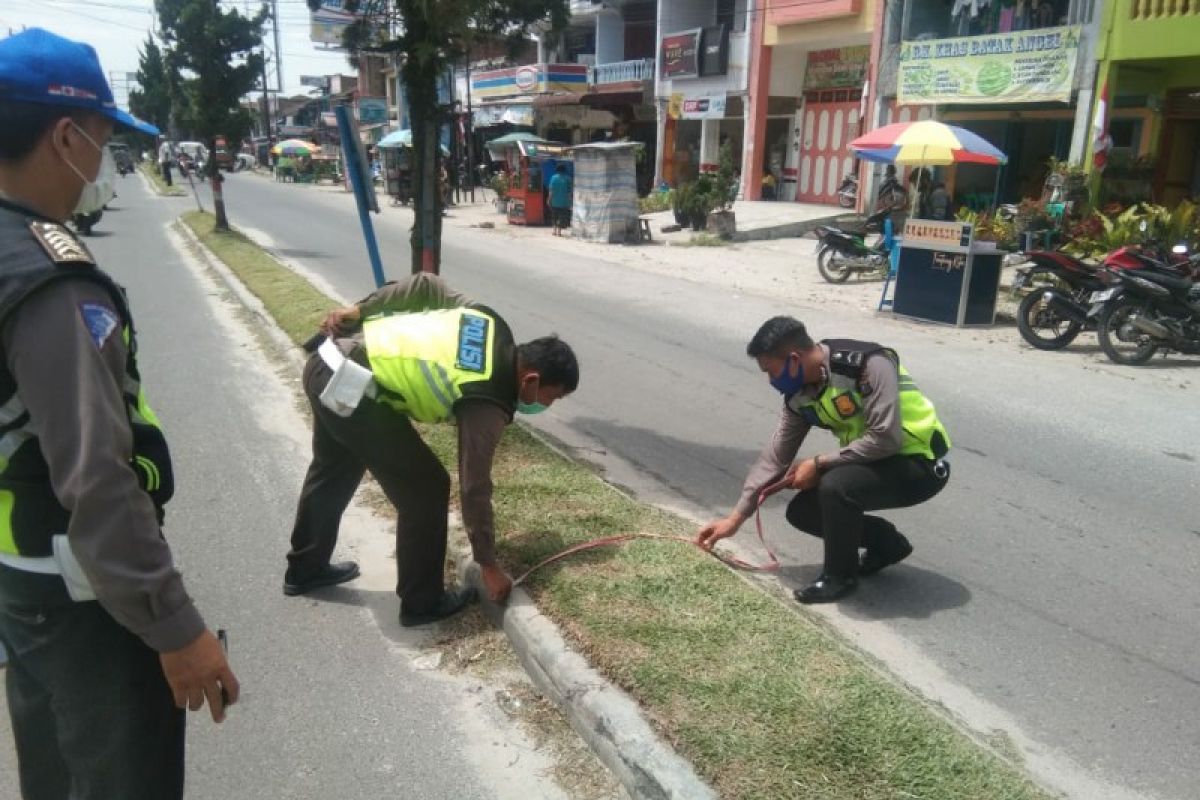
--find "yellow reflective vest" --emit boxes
[362,305,517,423]
[787,339,950,461]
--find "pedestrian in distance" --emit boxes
[548,162,573,236]
[0,28,239,800]
[158,135,174,187]
[697,316,951,603]
[285,273,579,626]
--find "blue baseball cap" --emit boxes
[0,28,160,136]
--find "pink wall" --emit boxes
[768,0,863,25]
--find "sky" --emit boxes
[0,0,354,105]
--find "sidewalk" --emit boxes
[439,196,1025,343]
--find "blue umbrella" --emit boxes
[378,129,449,153]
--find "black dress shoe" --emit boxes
[793,575,858,604]
[283,561,361,596]
[859,537,914,577]
[399,587,478,627]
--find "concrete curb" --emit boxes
[455,556,717,800]
[176,215,717,800]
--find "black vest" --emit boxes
[0,199,173,558]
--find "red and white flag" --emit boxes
[1092,80,1111,172]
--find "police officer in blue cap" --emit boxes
[0,29,239,799]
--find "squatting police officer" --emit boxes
[698,316,951,603]
[0,29,239,799]
[284,273,579,626]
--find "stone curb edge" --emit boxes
[174,217,718,800]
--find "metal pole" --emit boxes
[335,104,387,288]
[271,0,283,94]
[466,54,475,203]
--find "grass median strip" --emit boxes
[181,209,1051,800]
[138,160,186,196]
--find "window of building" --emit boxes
[716,0,747,33]
[1108,118,1142,155]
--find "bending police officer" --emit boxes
[284,273,579,626]
[0,29,239,800]
[698,316,951,603]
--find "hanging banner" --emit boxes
[680,92,727,119]
[898,26,1081,105]
[804,45,870,91]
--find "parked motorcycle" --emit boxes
[836,174,857,208]
[1012,243,1190,350]
[814,208,893,283]
[1096,250,1200,365]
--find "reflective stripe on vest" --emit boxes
[363,308,497,423]
[0,323,172,557]
[795,363,950,460]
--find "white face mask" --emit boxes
[63,122,114,215]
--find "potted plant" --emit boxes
[672,183,691,226]
[689,176,716,231]
[705,142,739,237]
[489,173,509,213]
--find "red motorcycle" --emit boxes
[1012,244,1187,350]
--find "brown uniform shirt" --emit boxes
[734,345,903,518]
[351,274,508,565]
[2,279,204,653]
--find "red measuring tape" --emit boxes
[512,478,789,586]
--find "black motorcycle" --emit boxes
[1097,253,1200,365]
[813,208,893,283]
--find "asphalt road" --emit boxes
[207,172,1200,800]
[0,177,572,800]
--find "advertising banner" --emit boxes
[661,29,702,79]
[898,26,1081,105]
[680,92,727,119]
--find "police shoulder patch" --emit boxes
[29,221,95,266]
[79,302,120,349]
[833,393,859,419]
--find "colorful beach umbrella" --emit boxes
[270,139,319,156]
[849,120,1007,166]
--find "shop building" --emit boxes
[743,0,881,204]
[654,0,751,187]
[1088,0,1200,206]
[874,0,1103,206]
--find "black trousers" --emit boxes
[0,593,185,800]
[159,161,172,186]
[288,355,450,611]
[785,454,949,578]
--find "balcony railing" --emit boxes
[1131,0,1199,18]
[591,58,655,84]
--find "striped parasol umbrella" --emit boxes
[850,120,1008,215]
[270,139,320,156]
[849,120,1007,166]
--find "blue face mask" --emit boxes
[769,353,806,398]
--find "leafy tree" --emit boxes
[313,0,568,273]
[128,36,172,135]
[156,0,267,230]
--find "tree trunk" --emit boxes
[208,135,229,230]
[401,5,443,274]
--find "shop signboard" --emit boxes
[301,75,330,90]
[661,29,702,79]
[898,26,1081,105]
[357,97,387,125]
[681,92,727,119]
[310,1,361,47]
[803,45,870,91]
